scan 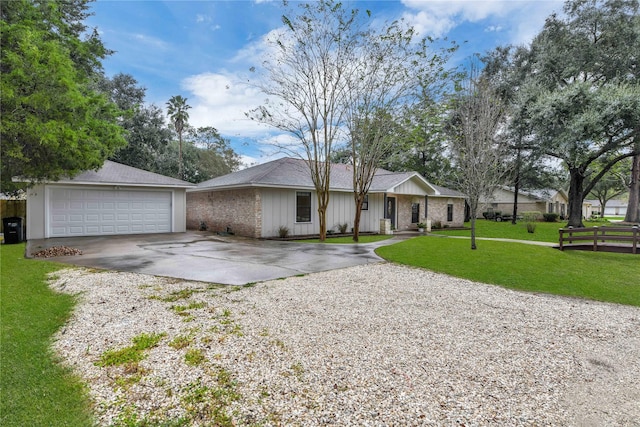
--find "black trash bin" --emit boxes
[3,217,23,244]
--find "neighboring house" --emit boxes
[584,199,628,217]
[479,187,569,218]
[24,160,195,239]
[187,157,466,238]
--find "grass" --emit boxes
[296,234,393,244]
[0,243,94,426]
[376,236,640,307]
[96,332,166,367]
[430,219,629,243]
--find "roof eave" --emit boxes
[47,180,195,188]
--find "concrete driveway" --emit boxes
[26,232,409,285]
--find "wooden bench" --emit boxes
[559,226,639,254]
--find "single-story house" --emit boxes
[480,186,569,218]
[24,160,194,239]
[187,157,466,238]
[584,199,628,217]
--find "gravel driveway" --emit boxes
[51,264,640,426]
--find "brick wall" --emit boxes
[186,189,261,238]
[396,195,421,231]
[427,197,465,227]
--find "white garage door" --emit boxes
[48,187,172,237]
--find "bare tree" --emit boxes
[247,0,364,241]
[344,24,414,241]
[448,71,510,249]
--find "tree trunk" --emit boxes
[512,180,520,225]
[624,154,640,223]
[318,205,327,242]
[567,168,586,227]
[469,198,478,250]
[512,147,521,225]
[470,216,477,250]
[352,195,363,242]
[178,132,183,180]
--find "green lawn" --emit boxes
[296,235,393,244]
[430,219,623,243]
[376,236,640,307]
[0,243,93,427]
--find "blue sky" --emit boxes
[87,0,565,165]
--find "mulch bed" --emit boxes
[31,246,83,258]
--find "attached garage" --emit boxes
[26,161,194,240]
[48,187,172,237]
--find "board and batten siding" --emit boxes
[260,189,384,238]
[392,179,427,195]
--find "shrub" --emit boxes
[543,213,559,222]
[277,226,289,238]
[522,211,542,222]
[522,211,541,234]
[337,222,349,234]
[432,220,442,229]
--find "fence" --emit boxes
[559,226,639,254]
[1,200,27,233]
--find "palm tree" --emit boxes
[166,95,191,179]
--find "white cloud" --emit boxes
[196,14,211,23]
[131,33,170,50]
[401,0,564,43]
[181,71,272,137]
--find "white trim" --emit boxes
[51,180,193,189]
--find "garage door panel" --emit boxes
[49,188,172,237]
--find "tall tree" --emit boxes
[625,153,640,223]
[511,0,640,227]
[482,46,566,224]
[166,95,191,180]
[380,42,460,187]
[1,0,125,192]
[447,71,510,250]
[189,126,243,180]
[248,0,368,241]
[97,73,172,172]
[153,126,243,183]
[382,99,456,187]
[344,24,447,241]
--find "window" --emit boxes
[411,203,420,223]
[361,194,368,210]
[296,191,311,223]
[447,203,453,222]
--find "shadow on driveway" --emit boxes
[26,232,410,285]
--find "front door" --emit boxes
[386,197,396,229]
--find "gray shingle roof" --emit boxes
[430,184,466,198]
[193,157,463,197]
[499,186,566,201]
[55,160,195,187]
